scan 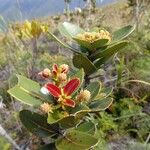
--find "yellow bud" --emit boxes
[40,103,53,114]
[99,30,111,42]
[77,90,91,102]
[76,30,111,43]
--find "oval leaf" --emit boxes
[17,75,40,93]
[56,130,98,150]
[73,54,97,75]
[76,121,96,135]
[47,110,78,129]
[58,22,84,39]
[86,81,101,100]
[74,109,91,120]
[95,87,113,100]
[70,104,90,114]
[20,110,56,137]
[38,143,56,150]
[93,39,109,49]
[93,41,129,68]
[73,38,92,50]
[89,98,113,112]
[48,31,81,54]
[8,85,42,106]
[73,38,109,50]
[112,25,135,41]
[91,41,129,60]
[7,75,50,106]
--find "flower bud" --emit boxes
[58,73,67,82]
[52,64,58,72]
[99,30,111,42]
[43,68,51,77]
[60,64,69,74]
[38,68,51,78]
[77,90,91,102]
[76,30,111,43]
[40,103,53,114]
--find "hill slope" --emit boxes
[0,0,117,21]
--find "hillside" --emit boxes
[0,0,117,21]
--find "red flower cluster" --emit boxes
[38,64,69,83]
[39,64,80,108]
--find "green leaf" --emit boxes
[58,22,84,39]
[86,81,101,100]
[48,31,81,54]
[17,75,40,93]
[73,38,109,50]
[78,39,108,50]
[70,104,90,114]
[47,110,79,129]
[47,107,90,129]
[73,38,92,50]
[38,143,56,150]
[47,110,63,124]
[7,75,47,106]
[8,85,42,106]
[58,116,79,129]
[17,75,51,102]
[76,121,96,135]
[93,39,109,49]
[89,98,113,112]
[56,130,98,150]
[70,105,91,121]
[73,54,97,75]
[91,41,129,60]
[112,25,135,41]
[74,109,91,120]
[102,87,113,98]
[19,110,56,137]
[93,41,129,68]
[95,87,113,100]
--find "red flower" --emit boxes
[45,78,80,108]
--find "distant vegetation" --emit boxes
[0,0,116,21]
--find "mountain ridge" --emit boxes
[0,0,117,22]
